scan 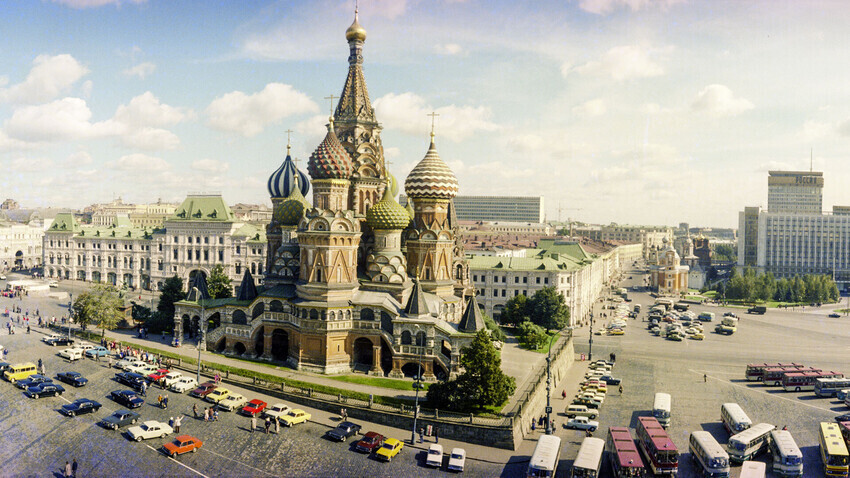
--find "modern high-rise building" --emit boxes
[401,195,544,223]
[767,170,823,213]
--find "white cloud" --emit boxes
[107,153,170,172]
[0,54,89,104]
[691,84,754,117]
[436,43,463,55]
[573,45,664,81]
[837,119,850,137]
[113,91,190,128]
[572,98,607,117]
[10,156,55,172]
[120,128,181,151]
[51,0,147,8]
[205,83,318,137]
[578,0,685,15]
[800,120,833,141]
[5,97,118,142]
[0,131,35,152]
[122,62,156,79]
[373,92,499,142]
[192,158,230,173]
[68,151,94,166]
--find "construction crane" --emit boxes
[557,202,582,223]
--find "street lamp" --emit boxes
[410,325,425,444]
[196,302,205,384]
[67,293,73,342]
[588,313,594,361]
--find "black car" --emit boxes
[16,374,53,389]
[829,313,841,318]
[115,372,146,391]
[326,421,361,441]
[99,409,140,430]
[110,390,145,409]
[61,398,101,417]
[25,382,65,398]
[46,337,75,347]
[0,362,12,374]
[56,371,88,387]
[599,375,622,385]
[835,413,850,423]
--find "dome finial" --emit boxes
[428,111,439,147]
[285,128,293,156]
[346,1,367,42]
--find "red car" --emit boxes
[189,381,217,398]
[147,369,170,383]
[162,435,203,457]
[241,399,267,417]
[355,431,385,453]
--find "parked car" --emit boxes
[829,312,841,318]
[111,390,145,409]
[376,438,404,462]
[326,421,361,441]
[147,369,170,384]
[99,409,140,430]
[114,358,135,370]
[169,377,198,393]
[121,360,146,372]
[598,375,621,385]
[565,416,599,432]
[279,409,311,427]
[76,343,95,352]
[834,413,850,423]
[447,448,466,472]
[84,346,110,358]
[61,398,101,417]
[565,404,598,419]
[205,387,231,404]
[56,371,88,387]
[163,435,203,457]
[690,332,705,340]
[162,371,183,387]
[355,431,384,453]
[127,420,173,441]
[263,403,290,420]
[26,382,65,398]
[425,444,444,467]
[42,334,63,344]
[129,364,157,376]
[241,399,267,417]
[16,374,53,389]
[58,348,84,361]
[115,372,147,391]
[189,381,217,398]
[218,393,247,412]
[47,337,75,347]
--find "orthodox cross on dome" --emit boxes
[324,95,339,117]
[427,111,440,137]
[284,128,294,154]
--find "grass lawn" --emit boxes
[520,332,560,354]
[327,374,430,391]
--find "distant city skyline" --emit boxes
[3,0,850,228]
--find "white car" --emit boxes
[447,448,466,472]
[169,377,198,393]
[58,348,84,361]
[42,334,63,344]
[162,372,183,387]
[76,343,95,352]
[263,403,291,419]
[126,420,173,441]
[121,360,147,372]
[565,416,599,432]
[130,364,157,376]
[218,393,247,412]
[425,444,443,468]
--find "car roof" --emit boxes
[450,448,465,455]
[384,438,401,445]
[143,420,161,426]
[248,399,265,404]
[175,435,196,441]
[363,431,382,438]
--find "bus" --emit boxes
[768,429,803,477]
[571,437,604,478]
[819,422,850,477]
[698,312,715,322]
[816,378,850,397]
[745,363,803,381]
[689,431,730,478]
[762,366,821,386]
[782,371,844,392]
[653,393,672,428]
[606,427,647,477]
[727,423,775,463]
[840,422,850,448]
[720,403,752,434]
[528,434,562,478]
[739,461,766,478]
[635,416,678,475]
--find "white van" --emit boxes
[565,404,598,419]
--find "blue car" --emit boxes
[56,371,88,387]
[16,374,52,389]
[26,382,65,398]
[115,372,146,391]
[110,390,145,409]
[61,398,101,417]
[85,346,110,358]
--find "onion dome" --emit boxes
[345,10,367,42]
[404,132,459,200]
[308,117,352,180]
[268,144,309,198]
[275,182,311,226]
[366,175,409,230]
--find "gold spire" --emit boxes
[345,3,367,42]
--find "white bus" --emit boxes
[768,429,803,477]
[739,461,766,478]
[689,431,730,478]
[720,403,752,434]
[727,423,775,463]
[815,378,850,397]
[528,434,562,478]
[571,437,604,478]
[653,392,672,428]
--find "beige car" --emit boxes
[565,404,598,419]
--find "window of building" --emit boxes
[188,236,192,244]
[501,289,506,297]
[219,237,224,245]
[235,263,241,274]
[174,236,178,243]
[236,245,241,254]
[544,278,549,284]
[204,237,209,244]
[536,277,540,284]
[514,277,519,283]
[173,249,178,260]
[218,250,224,261]
[204,250,209,261]
[523,277,528,283]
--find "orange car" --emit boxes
[162,435,203,457]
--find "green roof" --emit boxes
[171,195,235,222]
[468,241,597,272]
[48,213,81,233]
[233,223,267,243]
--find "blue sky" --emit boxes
[3,0,850,228]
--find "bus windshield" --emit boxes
[829,455,850,466]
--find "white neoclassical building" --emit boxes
[0,217,44,271]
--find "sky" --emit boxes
[3,0,850,228]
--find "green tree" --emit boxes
[72,284,125,340]
[714,244,737,262]
[483,314,507,342]
[207,264,233,299]
[516,321,548,350]
[157,275,184,320]
[530,287,570,331]
[500,294,531,326]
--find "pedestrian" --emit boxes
[251,414,257,432]
[265,416,271,434]
[703,373,707,383]
[193,404,199,419]
[174,416,181,433]
[531,420,536,432]
[72,458,78,477]
[204,408,210,422]
[274,416,280,434]
[163,394,169,409]
[64,461,72,478]
[140,381,147,397]
[158,395,163,407]
[169,416,174,428]
[434,427,439,444]
[619,385,623,394]
[561,389,566,399]
[213,409,219,421]
[419,427,424,443]
[107,356,112,368]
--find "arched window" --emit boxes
[360,308,374,321]
[401,330,412,345]
[415,331,426,347]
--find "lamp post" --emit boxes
[67,293,73,342]
[196,302,205,384]
[410,325,425,444]
[588,312,594,361]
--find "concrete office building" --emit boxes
[767,170,823,213]
[401,195,544,223]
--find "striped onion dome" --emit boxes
[404,133,458,200]
[276,181,311,226]
[308,117,352,180]
[366,175,409,230]
[267,144,309,198]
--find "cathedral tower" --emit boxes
[365,174,411,298]
[266,142,310,287]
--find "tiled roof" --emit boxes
[171,195,235,222]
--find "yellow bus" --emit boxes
[820,422,850,477]
[3,362,37,383]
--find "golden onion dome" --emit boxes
[345,12,367,42]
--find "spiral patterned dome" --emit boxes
[404,133,459,200]
[275,183,311,226]
[268,145,309,198]
[367,175,409,230]
[308,118,352,180]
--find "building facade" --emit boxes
[0,219,43,271]
[767,170,823,213]
[649,239,689,295]
[573,224,672,258]
[402,195,545,223]
[88,198,178,228]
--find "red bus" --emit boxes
[762,366,821,386]
[635,417,678,475]
[782,371,844,392]
[745,363,803,381]
[839,421,850,449]
[606,427,647,477]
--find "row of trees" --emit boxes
[497,287,570,350]
[717,268,839,304]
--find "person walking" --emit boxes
[264,416,271,434]
[140,381,147,397]
[163,394,169,409]
[64,461,72,478]
[619,385,623,395]
[251,414,257,432]
[418,427,424,443]
[704,373,707,383]
[434,427,439,444]
[204,408,210,422]
[193,404,199,419]
[71,458,77,478]
[274,416,280,434]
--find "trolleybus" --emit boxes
[782,371,844,392]
[745,363,803,381]
[528,434,562,478]
[815,378,850,397]
[762,366,821,386]
[653,393,671,428]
